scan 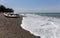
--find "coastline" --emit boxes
[0,13,40,38]
[17,15,40,38]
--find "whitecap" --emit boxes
[21,14,60,38]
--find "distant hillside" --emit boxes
[0,5,14,13]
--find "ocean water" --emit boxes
[20,13,60,38]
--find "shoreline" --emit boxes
[19,15,40,38]
[0,13,40,38]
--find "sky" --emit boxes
[0,0,60,13]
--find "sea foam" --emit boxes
[21,14,60,38]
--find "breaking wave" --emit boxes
[21,14,60,38]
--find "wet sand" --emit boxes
[0,13,40,38]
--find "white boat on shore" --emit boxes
[3,13,19,18]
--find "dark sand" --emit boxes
[0,13,40,38]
